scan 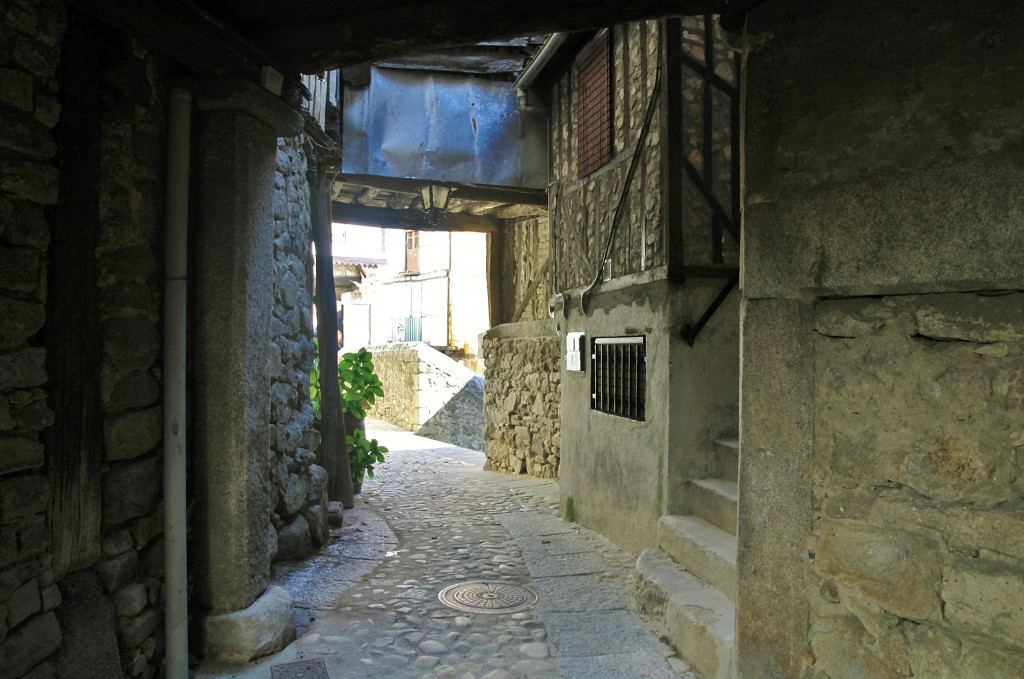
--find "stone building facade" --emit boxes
[482,213,562,477]
[0,3,329,676]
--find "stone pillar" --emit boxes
[192,81,303,620]
[736,297,814,678]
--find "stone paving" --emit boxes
[197,422,696,679]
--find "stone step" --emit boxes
[658,515,737,602]
[714,437,739,481]
[635,548,736,679]
[686,477,738,536]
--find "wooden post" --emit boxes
[311,160,355,507]
[46,15,103,579]
[487,229,506,327]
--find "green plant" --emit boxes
[310,345,322,420]
[346,428,388,484]
[337,348,384,419]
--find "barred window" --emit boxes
[591,336,646,421]
[576,30,612,177]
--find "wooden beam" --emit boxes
[67,0,299,84]
[264,0,767,72]
[46,15,104,579]
[374,52,529,75]
[337,173,548,207]
[332,202,501,233]
[312,164,355,507]
[511,257,551,323]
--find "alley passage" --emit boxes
[198,423,690,679]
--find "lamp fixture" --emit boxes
[420,184,451,225]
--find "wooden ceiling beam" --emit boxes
[68,0,303,85]
[332,202,501,233]
[259,0,765,72]
[337,174,548,208]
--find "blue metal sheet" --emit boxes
[343,66,547,189]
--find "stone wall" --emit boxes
[91,30,170,679]
[268,136,326,563]
[368,342,484,451]
[0,5,175,677]
[549,21,663,291]
[809,292,1024,677]
[739,2,1024,676]
[481,322,561,478]
[0,2,66,677]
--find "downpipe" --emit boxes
[163,86,191,679]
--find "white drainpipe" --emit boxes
[163,86,192,679]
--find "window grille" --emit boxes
[591,336,646,420]
[576,30,612,177]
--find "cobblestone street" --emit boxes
[197,423,691,679]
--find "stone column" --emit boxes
[192,81,302,629]
[736,297,814,678]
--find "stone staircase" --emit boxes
[635,438,738,679]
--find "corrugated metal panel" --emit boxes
[343,66,547,189]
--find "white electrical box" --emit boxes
[566,332,585,372]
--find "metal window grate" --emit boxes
[591,336,645,421]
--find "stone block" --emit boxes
[0,612,61,679]
[104,372,159,414]
[102,455,161,526]
[0,158,59,204]
[103,406,161,461]
[202,585,295,662]
[39,585,59,613]
[0,296,44,351]
[95,551,139,594]
[2,202,49,250]
[0,245,39,293]
[131,504,163,551]
[810,618,900,679]
[279,473,308,517]
[942,554,1024,647]
[113,583,148,619]
[0,438,43,475]
[102,317,159,372]
[868,495,1024,562]
[6,579,39,629]
[120,608,159,649]
[0,69,33,112]
[276,515,310,561]
[815,520,942,621]
[102,527,134,556]
[0,347,46,389]
[914,292,1024,344]
[0,474,48,521]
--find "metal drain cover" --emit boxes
[270,659,329,679]
[438,581,538,614]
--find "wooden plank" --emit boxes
[337,173,547,207]
[332,202,502,233]
[46,16,103,579]
[511,257,551,323]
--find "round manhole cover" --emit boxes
[438,581,538,614]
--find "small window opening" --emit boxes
[404,230,419,273]
[591,336,646,420]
